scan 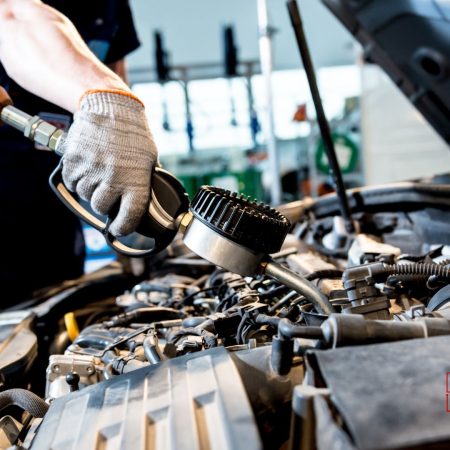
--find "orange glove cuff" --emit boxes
[80,89,145,108]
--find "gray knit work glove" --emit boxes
[59,90,158,236]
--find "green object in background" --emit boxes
[177,175,201,200]
[315,133,358,174]
[178,169,264,201]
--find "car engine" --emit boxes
[0,0,450,448]
[0,178,448,449]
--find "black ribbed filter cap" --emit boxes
[190,186,291,254]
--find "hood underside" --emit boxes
[322,0,450,144]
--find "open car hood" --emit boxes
[322,0,450,145]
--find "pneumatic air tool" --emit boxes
[0,86,189,257]
[0,86,334,315]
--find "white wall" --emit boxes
[128,0,355,77]
[361,65,450,185]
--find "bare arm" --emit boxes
[0,0,157,237]
[0,0,129,112]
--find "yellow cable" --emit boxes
[64,312,80,342]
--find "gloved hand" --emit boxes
[59,90,158,236]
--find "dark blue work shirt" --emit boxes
[0,0,140,304]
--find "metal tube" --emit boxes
[143,333,166,364]
[1,104,65,152]
[264,260,335,315]
[286,0,354,233]
[257,0,282,205]
[0,389,49,418]
[0,105,31,132]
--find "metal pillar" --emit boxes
[257,0,282,205]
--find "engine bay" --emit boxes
[0,0,449,449]
[0,179,449,449]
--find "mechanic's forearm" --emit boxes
[0,0,129,112]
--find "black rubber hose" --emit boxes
[143,334,166,364]
[385,263,450,279]
[0,389,48,418]
[256,315,324,340]
[259,315,323,375]
[264,261,335,315]
[104,307,182,328]
[305,269,343,281]
[278,318,324,340]
[256,314,281,328]
[386,274,430,287]
[344,262,450,288]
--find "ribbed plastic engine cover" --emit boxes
[31,347,261,450]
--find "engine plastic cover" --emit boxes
[30,347,262,450]
[308,335,450,449]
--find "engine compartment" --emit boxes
[0,179,450,449]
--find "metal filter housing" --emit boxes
[183,186,290,275]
